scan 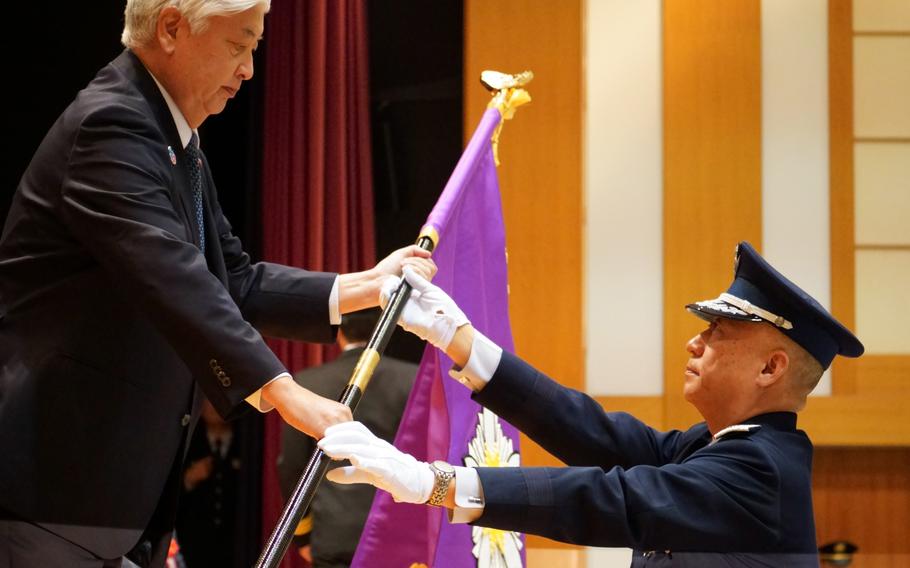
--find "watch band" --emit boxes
[427,460,455,507]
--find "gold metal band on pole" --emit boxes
[349,348,381,391]
[418,225,440,248]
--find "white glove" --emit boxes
[319,421,434,504]
[379,266,469,350]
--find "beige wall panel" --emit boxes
[854,37,910,138]
[854,0,910,31]
[762,0,833,395]
[527,548,586,568]
[663,0,763,429]
[855,249,910,353]
[854,142,910,244]
[586,548,634,568]
[465,0,584,551]
[585,0,664,397]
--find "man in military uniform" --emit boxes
[317,241,864,566]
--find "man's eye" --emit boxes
[229,42,247,55]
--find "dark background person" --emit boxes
[278,308,418,568]
[319,242,866,567]
[175,399,244,568]
[0,1,434,567]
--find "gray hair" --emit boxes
[784,340,824,409]
[121,0,270,49]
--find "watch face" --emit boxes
[433,460,455,475]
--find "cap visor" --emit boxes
[686,298,764,323]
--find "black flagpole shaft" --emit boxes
[255,236,435,568]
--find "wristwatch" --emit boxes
[427,460,456,507]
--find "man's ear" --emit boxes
[757,349,789,388]
[156,7,184,54]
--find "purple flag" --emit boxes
[351,108,525,568]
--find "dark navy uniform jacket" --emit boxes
[471,352,820,567]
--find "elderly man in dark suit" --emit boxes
[278,308,418,567]
[0,1,432,566]
[319,242,864,567]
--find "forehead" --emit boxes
[713,318,766,338]
[715,320,787,354]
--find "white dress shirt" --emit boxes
[446,329,504,523]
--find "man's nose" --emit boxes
[237,53,254,80]
[686,333,704,357]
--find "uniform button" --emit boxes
[209,359,218,369]
[221,377,232,387]
[181,414,191,426]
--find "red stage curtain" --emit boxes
[259,1,375,566]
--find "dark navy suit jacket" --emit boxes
[0,50,336,558]
[472,352,819,566]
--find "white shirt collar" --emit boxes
[148,71,196,149]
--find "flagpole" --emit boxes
[254,236,433,568]
[255,70,533,568]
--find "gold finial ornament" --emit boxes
[480,70,534,92]
[481,69,533,165]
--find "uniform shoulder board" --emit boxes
[710,424,761,444]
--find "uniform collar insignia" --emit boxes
[711,424,761,444]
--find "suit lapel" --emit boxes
[112,50,200,249]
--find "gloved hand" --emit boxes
[380,267,469,350]
[319,421,434,504]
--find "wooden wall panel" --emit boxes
[464,0,583,461]
[830,0,859,395]
[814,448,910,561]
[594,396,664,430]
[465,0,583,551]
[662,0,763,429]
[811,5,910,561]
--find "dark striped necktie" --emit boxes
[185,133,205,254]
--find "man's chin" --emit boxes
[205,99,230,117]
[682,382,699,404]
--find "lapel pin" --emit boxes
[167,146,177,166]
